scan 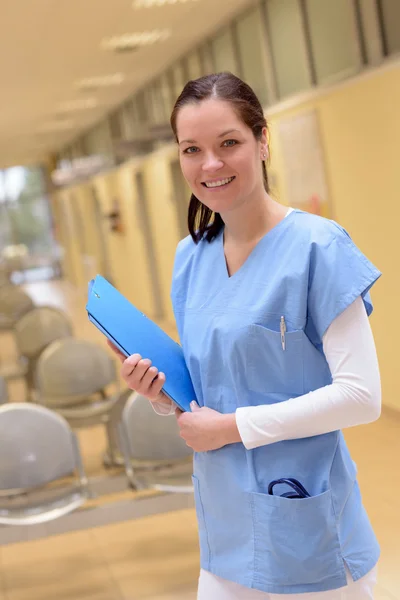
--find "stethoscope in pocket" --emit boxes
[268,478,311,499]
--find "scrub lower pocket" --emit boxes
[250,488,343,588]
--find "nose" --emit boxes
[202,151,224,173]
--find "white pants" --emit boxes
[197,565,378,600]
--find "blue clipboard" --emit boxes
[86,275,195,412]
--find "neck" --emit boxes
[221,192,288,245]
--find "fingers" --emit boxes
[120,354,166,401]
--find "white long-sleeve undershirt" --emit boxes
[152,296,381,449]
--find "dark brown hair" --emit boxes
[170,72,270,243]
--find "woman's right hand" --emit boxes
[107,340,172,405]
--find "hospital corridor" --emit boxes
[0,1,399,599]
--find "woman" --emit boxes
[109,73,381,599]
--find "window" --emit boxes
[305,0,361,84]
[265,0,312,99]
[84,122,113,156]
[211,26,239,74]
[170,62,187,102]
[379,0,400,55]
[236,6,269,107]
[149,80,168,123]
[199,42,215,75]
[109,111,122,141]
[0,166,54,257]
[136,90,149,124]
[159,72,174,115]
[187,49,203,80]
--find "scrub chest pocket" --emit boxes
[246,324,305,396]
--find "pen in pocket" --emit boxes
[280,316,286,351]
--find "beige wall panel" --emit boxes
[116,160,157,315]
[56,188,86,289]
[91,162,157,316]
[269,66,400,410]
[141,146,183,324]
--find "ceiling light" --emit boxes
[38,120,75,132]
[101,29,171,51]
[76,73,125,90]
[58,98,98,112]
[133,0,198,7]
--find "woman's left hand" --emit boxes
[176,402,241,452]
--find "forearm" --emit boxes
[236,297,381,450]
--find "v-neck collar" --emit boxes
[219,208,298,281]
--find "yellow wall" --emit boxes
[141,145,184,324]
[269,65,399,411]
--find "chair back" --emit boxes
[120,393,193,463]
[0,285,34,322]
[15,306,73,359]
[35,338,117,404]
[0,403,80,492]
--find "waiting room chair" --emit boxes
[0,284,35,332]
[0,403,89,525]
[0,306,73,391]
[118,392,194,493]
[34,338,123,466]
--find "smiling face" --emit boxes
[176,98,267,216]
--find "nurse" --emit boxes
[109,72,381,599]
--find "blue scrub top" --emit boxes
[171,209,381,595]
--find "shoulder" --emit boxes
[174,232,216,269]
[292,209,351,249]
[172,234,204,285]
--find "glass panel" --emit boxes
[147,81,167,124]
[199,42,214,75]
[265,0,311,98]
[84,122,113,156]
[160,72,174,116]
[380,0,400,55]
[0,166,56,278]
[109,111,122,141]
[187,49,203,80]
[211,26,239,74]
[171,62,186,101]
[136,90,149,123]
[305,0,360,83]
[236,6,269,106]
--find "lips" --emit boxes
[201,176,235,189]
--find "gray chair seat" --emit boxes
[53,393,120,426]
[0,485,88,526]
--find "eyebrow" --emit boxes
[178,128,241,145]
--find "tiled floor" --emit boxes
[1,279,399,599]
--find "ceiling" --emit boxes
[0,0,253,169]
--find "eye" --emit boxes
[182,146,199,154]
[222,139,238,147]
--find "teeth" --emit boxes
[204,177,234,188]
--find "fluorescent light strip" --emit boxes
[76,73,125,89]
[38,121,75,132]
[133,0,199,7]
[102,29,170,50]
[58,98,98,112]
